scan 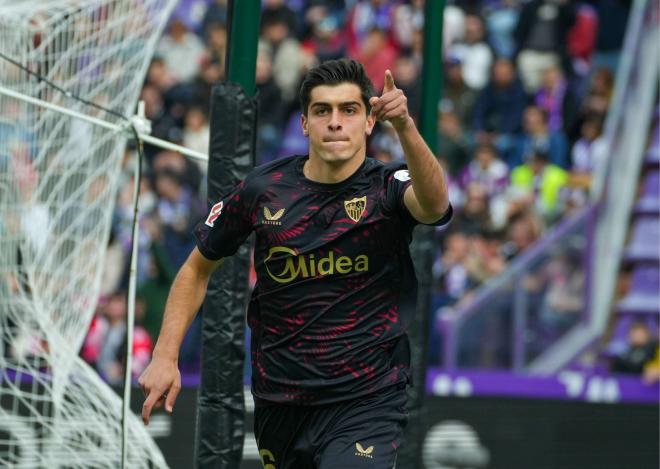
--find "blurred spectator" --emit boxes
[534,64,578,133]
[539,249,584,334]
[567,116,607,204]
[301,10,346,63]
[356,27,398,92]
[643,346,660,384]
[443,55,478,129]
[501,209,542,259]
[433,229,477,307]
[137,226,177,343]
[146,57,177,95]
[472,58,527,162]
[514,105,569,169]
[82,292,153,385]
[393,53,422,121]
[152,150,203,195]
[140,84,182,164]
[484,0,520,59]
[256,40,286,164]
[261,7,309,104]
[459,144,510,198]
[570,67,613,140]
[514,0,576,93]
[589,0,632,75]
[437,104,470,177]
[459,144,510,227]
[509,150,568,222]
[204,22,228,73]
[565,2,597,77]
[464,228,507,284]
[453,183,493,233]
[201,0,227,39]
[183,106,210,162]
[113,176,157,285]
[611,322,659,375]
[157,19,206,83]
[262,0,298,37]
[191,53,225,109]
[301,1,347,42]
[391,0,424,50]
[442,4,466,52]
[346,0,398,58]
[448,13,494,91]
[153,167,203,269]
[100,230,127,298]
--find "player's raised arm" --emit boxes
[369,70,449,224]
[138,247,222,424]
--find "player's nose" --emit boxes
[328,109,342,130]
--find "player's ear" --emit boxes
[301,114,309,136]
[365,110,375,136]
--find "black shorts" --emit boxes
[253,385,409,469]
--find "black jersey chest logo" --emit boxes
[344,196,367,223]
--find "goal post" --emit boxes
[0,1,179,467]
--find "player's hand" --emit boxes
[138,356,181,425]
[369,70,412,132]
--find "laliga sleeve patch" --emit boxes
[205,201,224,227]
[393,169,411,182]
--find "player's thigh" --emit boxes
[254,403,315,469]
[316,387,407,469]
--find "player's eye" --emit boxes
[344,107,357,115]
[314,108,328,116]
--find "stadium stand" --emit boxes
[77,0,657,404]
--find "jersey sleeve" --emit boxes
[382,162,453,227]
[193,179,256,260]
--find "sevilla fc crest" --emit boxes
[344,196,367,223]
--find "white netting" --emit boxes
[0,1,177,467]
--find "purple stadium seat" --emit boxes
[641,170,660,197]
[634,170,659,214]
[623,216,660,262]
[645,145,660,165]
[651,125,660,149]
[604,315,635,356]
[616,265,660,315]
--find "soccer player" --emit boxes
[139,59,451,468]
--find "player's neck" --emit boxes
[304,154,366,184]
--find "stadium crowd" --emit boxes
[78,0,657,385]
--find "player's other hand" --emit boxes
[138,356,181,425]
[369,70,412,132]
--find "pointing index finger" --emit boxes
[383,70,396,92]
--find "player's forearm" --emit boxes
[152,262,210,361]
[395,117,449,217]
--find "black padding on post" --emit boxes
[194,83,256,469]
[398,225,435,469]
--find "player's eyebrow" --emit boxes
[310,101,362,109]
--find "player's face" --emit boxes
[302,83,375,166]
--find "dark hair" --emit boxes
[299,59,374,116]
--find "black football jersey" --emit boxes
[194,155,452,404]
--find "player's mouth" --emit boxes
[322,137,349,143]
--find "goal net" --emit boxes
[0,0,176,466]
